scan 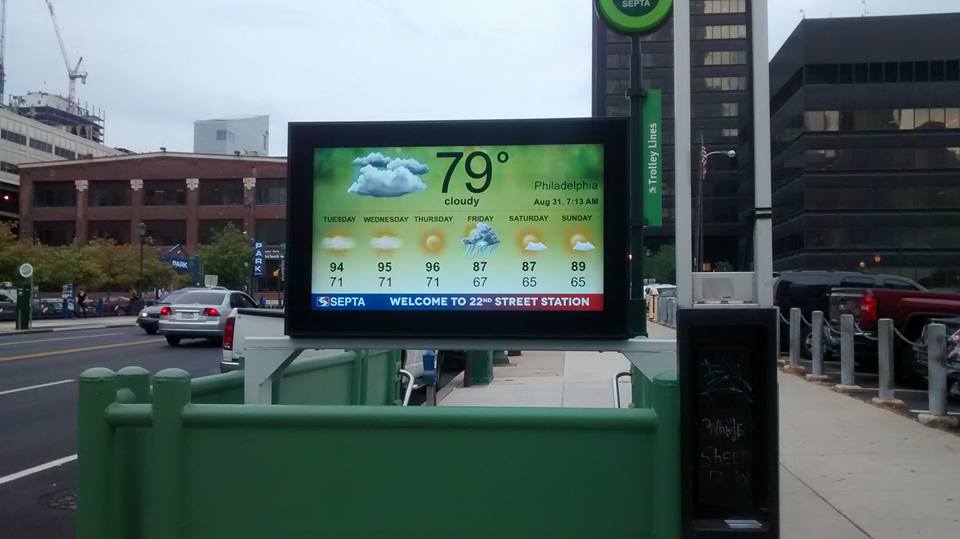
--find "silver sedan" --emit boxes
[159,289,258,346]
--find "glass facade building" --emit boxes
[770,14,960,288]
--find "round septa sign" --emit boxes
[19,263,33,279]
[595,0,673,34]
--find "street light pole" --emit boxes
[696,149,737,271]
[137,222,146,307]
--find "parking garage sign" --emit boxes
[252,241,266,277]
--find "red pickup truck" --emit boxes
[828,288,960,384]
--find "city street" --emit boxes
[0,326,223,537]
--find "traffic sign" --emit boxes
[595,0,673,34]
[18,263,33,279]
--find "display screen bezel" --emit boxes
[286,118,630,339]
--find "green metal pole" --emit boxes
[650,371,681,538]
[77,368,119,539]
[116,367,151,537]
[148,369,192,539]
[465,351,494,386]
[630,34,649,337]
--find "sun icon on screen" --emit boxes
[421,230,446,254]
[567,231,597,253]
[516,229,548,253]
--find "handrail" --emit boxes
[399,369,414,406]
[612,371,632,408]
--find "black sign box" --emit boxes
[679,307,779,538]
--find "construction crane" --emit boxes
[43,0,86,112]
[1,0,7,104]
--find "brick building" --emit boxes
[19,152,288,287]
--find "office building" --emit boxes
[194,115,269,156]
[592,0,753,268]
[770,14,960,288]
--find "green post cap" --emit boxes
[595,0,673,34]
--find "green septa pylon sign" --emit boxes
[643,89,663,227]
[595,0,674,34]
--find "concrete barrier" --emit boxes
[919,323,959,429]
[834,314,861,393]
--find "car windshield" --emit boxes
[173,291,226,305]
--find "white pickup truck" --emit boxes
[221,308,434,391]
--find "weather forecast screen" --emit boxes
[311,144,604,311]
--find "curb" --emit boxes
[0,322,137,338]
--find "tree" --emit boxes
[646,245,676,284]
[79,238,176,293]
[196,224,253,290]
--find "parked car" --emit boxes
[138,287,225,334]
[774,270,924,357]
[828,287,960,383]
[159,289,257,346]
[912,317,960,399]
[0,293,16,321]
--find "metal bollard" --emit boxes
[806,311,830,383]
[789,307,801,369]
[927,323,948,416]
[918,323,958,428]
[877,319,896,401]
[835,314,860,391]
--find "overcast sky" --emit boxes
[7,1,959,154]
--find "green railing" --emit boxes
[78,362,680,538]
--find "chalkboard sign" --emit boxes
[696,346,754,510]
[679,308,778,538]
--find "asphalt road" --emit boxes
[0,326,224,538]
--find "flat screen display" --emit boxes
[286,118,629,339]
[311,144,604,312]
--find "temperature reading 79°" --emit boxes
[438,151,509,194]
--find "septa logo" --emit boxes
[317,296,366,308]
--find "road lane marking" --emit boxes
[0,455,77,487]
[0,332,125,348]
[0,379,74,396]
[0,339,162,363]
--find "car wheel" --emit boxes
[145,327,158,335]
[166,336,181,346]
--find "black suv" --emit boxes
[774,270,923,357]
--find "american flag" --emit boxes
[698,134,708,182]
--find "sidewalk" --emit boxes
[438,323,960,538]
[0,316,138,336]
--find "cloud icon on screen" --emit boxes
[321,236,356,251]
[573,241,596,252]
[525,242,548,252]
[370,236,403,251]
[348,152,429,197]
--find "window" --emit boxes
[696,102,739,118]
[914,108,930,129]
[89,181,130,207]
[0,161,20,174]
[929,108,946,129]
[931,61,945,81]
[144,181,187,206]
[697,76,747,91]
[838,64,854,84]
[899,62,914,82]
[915,61,929,82]
[34,183,76,207]
[695,25,747,40]
[34,221,75,246]
[947,108,960,129]
[1,129,26,145]
[176,291,227,305]
[230,293,257,309]
[839,277,875,288]
[89,221,131,244]
[54,147,77,160]
[854,63,868,83]
[869,63,883,83]
[899,108,914,130]
[947,60,960,81]
[807,64,838,84]
[700,50,747,66]
[199,220,244,244]
[142,220,186,246]
[696,0,747,14]
[255,220,286,244]
[884,62,898,83]
[883,278,922,291]
[216,129,227,141]
[255,179,286,205]
[199,179,244,205]
[29,138,53,153]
